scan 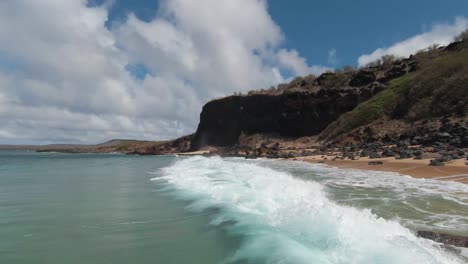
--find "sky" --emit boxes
[0,0,467,144]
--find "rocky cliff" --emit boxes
[191,86,384,149]
[191,54,418,150]
[190,38,468,157]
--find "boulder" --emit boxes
[437,132,452,143]
[349,70,376,87]
[398,149,412,159]
[382,149,396,157]
[429,159,445,166]
[378,65,407,83]
[417,231,468,248]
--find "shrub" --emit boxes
[381,54,396,66]
[427,43,440,51]
[288,76,305,88]
[303,74,316,84]
[342,65,355,73]
[277,83,288,90]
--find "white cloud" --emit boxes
[358,17,468,67]
[0,0,326,144]
[277,49,331,76]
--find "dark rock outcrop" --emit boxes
[191,88,382,150]
[417,231,468,248]
[349,70,375,87]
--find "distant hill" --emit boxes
[0,139,163,154]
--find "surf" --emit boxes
[153,156,464,264]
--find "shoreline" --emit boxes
[174,150,468,184]
[296,156,468,184]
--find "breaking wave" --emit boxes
[152,156,464,264]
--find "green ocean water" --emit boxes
[0,152,235,264]
[0,151,467,263]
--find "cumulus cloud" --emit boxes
[0,0,326,144]
[358,17,468,66]
[277,49,330,76]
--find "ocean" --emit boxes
[0,151,467,263]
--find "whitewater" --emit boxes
[153,156,468,264]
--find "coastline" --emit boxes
[297,156,468,184]
[173,149,468,184]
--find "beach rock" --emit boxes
[359,149,369,157]
[271,142,280,151]
[411,136,423,145]
[429,159,445,166]
[398,149,412,159]
[417,231,468,248]
[397,140,410,147]
[368,161,383,165]
[382,149,396,157]
[437,132,452,143]
[411,148,423,157]
[267,153,280,159]
[462,135,468,148]
[441,155,454,162]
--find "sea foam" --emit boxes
[153,156,464,264]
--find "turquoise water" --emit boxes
[0,152,235,263]
[1,152,467,263]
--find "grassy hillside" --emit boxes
[321,44,468,140]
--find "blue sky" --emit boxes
[97,0,468,68]
[0,0,467,144]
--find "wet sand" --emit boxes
[297,156,468,184]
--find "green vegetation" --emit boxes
[364,54,399,68]
[320,74,413,139]
[407,47,468,119]
[321,46,468,140]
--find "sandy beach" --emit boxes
[297,156,468,184]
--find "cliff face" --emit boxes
[191,87,383,149]
[191,39,468,151]
[191,58,419,150]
